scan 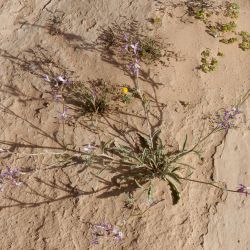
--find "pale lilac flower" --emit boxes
[59,108,68,120]
[216,107,241,131]
[129,58,140,77]
[43,74,51,82]
[1,167,19,178]
[112,226,123,241]
[95,223,112,232]
[91,222,123,245]
[122,34,130,52]
[123,34,129,42]
[57,76,71,85]
[130,42,141,55]
[82,144,96,153]
[237,184,250,195]
[0,166,22,191]
[54,93,63,102]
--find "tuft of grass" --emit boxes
[139,37,162,64]
[62,79,124,116]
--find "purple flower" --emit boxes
[216,107,241,131]
[43,74,71,86]
[91,222,123,245]
[43,74,51,82]
[95,223,112,232]
[129,58,140,77]
[57,76,71,85]
[82,144,96,153]
[123,34,129,42]
[112,226,123,241]
[130,42,141,55]
[54,93,63,102]
[59,108,68,120]
[237,184,250,195]
[0,166,22,191]
[237,184,246,193]
[1,167,19,178]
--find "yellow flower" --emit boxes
[122,87,128,94]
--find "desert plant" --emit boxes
[185,0,214,21]
[199,49,219,73]
[150,17,162,26]
[224,2,240,19]
[62,79,124,116]
[239,31,250,51]
[217,21,237,33]
[98,21,165,67]
[139,37,162,63]
[219,37,238,44]
[96,101,244,205]
[99,129,198,204]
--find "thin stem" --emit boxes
[191,127,221,151]
[236,88,250,107]
[135,77,153,147]
[180,177,240,194]
[62,101,65,146]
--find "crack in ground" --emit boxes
[199,132,228,248]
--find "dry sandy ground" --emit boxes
[0,0,249,249]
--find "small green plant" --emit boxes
[150,17,162,26]
[62,79,123,116]
[186,0,214,21]
[239,31,250,51]
[139,37,162,63]
[224,2,240,19]
[217,51,224,57]
[120,87,135,103]
[219,37,238,44]
[206,21,237,37]
[217,21,237,33]
[199,49,219,73]
[98,21,165,68]
[206,24,219,37]
[100,129,197,204]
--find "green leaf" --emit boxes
[152,129,161,150]
[182,134,188,151]
[101,139,114,152]
[135,179,143,188]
